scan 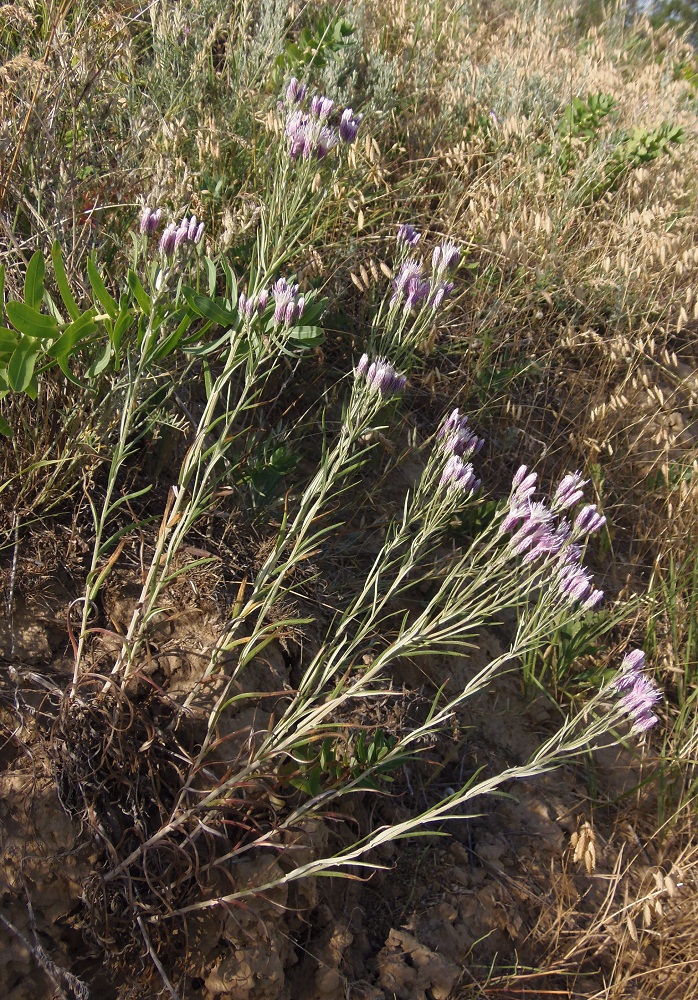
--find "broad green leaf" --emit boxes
[6,301,59,340]
[51,240,81,320]
[47,309,98,359]
[24,250,45,311]
[0,265,5,323]
[56,352,88,388]
[87,257,117,318]
[0,412,11,437]
[86,340,112,378]
[288,325,325,346]
[0,326,18,356]
[150,309,195,362]
[127,269,151,314]
[8,336,40,392]
[182,286,237,325]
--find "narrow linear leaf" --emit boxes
[51,240,81,320]
[87,257,117,318]
[0,412,11,437]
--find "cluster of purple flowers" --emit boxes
[238,288,269,321]
[271,278,305,327]
[283,78,362,160]
[502,466,605,609]
[390,260,431,310]
[390,237,460,312]
[440,455,480,493]
[159,215,205,255]
[438,409,485,460]
[139,205,163,235]
[611,649,662,734]
[355,353,407,397]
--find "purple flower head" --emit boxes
[512,465,531,490]
[583,588,604,609]
[438,408,466,439]
[257,289,269,313]
[362,355,406,397]
[356,352,370,378]
[239,291,247,315]
[392,259,422,296]
[441,456,477,492]
[432,240,460,277]
[553,471,589,511]
[316,126,339,160]
[284,300,298,326]
[311,95,334,118]
[611,649,647,692]
[159,222,177,256]
[574,504,607,537]
[194,221,205,244]
[619,675,662,717]
[286,109,305,139]
[140,206,152,234]
[286,77,307,104]
[404,276,431,311]
[559,563,592,602]
[339,107,362,143]
[187,214,198,241]
[430,281,454,311]
[609,649,661,735]
[175,218,190,248]
[397,224,421,247]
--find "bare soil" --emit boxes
[0,564,677,1000]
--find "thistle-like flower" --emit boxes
[397,224,421,247]
[431,240,460,278]
[140,205,163,235]
[286,77,307,104]
[159,222,178,255]
[339,108,362,143]
[271,277,304,327]
[610,651,661,734]
[552,471,588,511]
[311,95,334,118]
[355,355,406,397]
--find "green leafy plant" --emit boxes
[271,14,354,87]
